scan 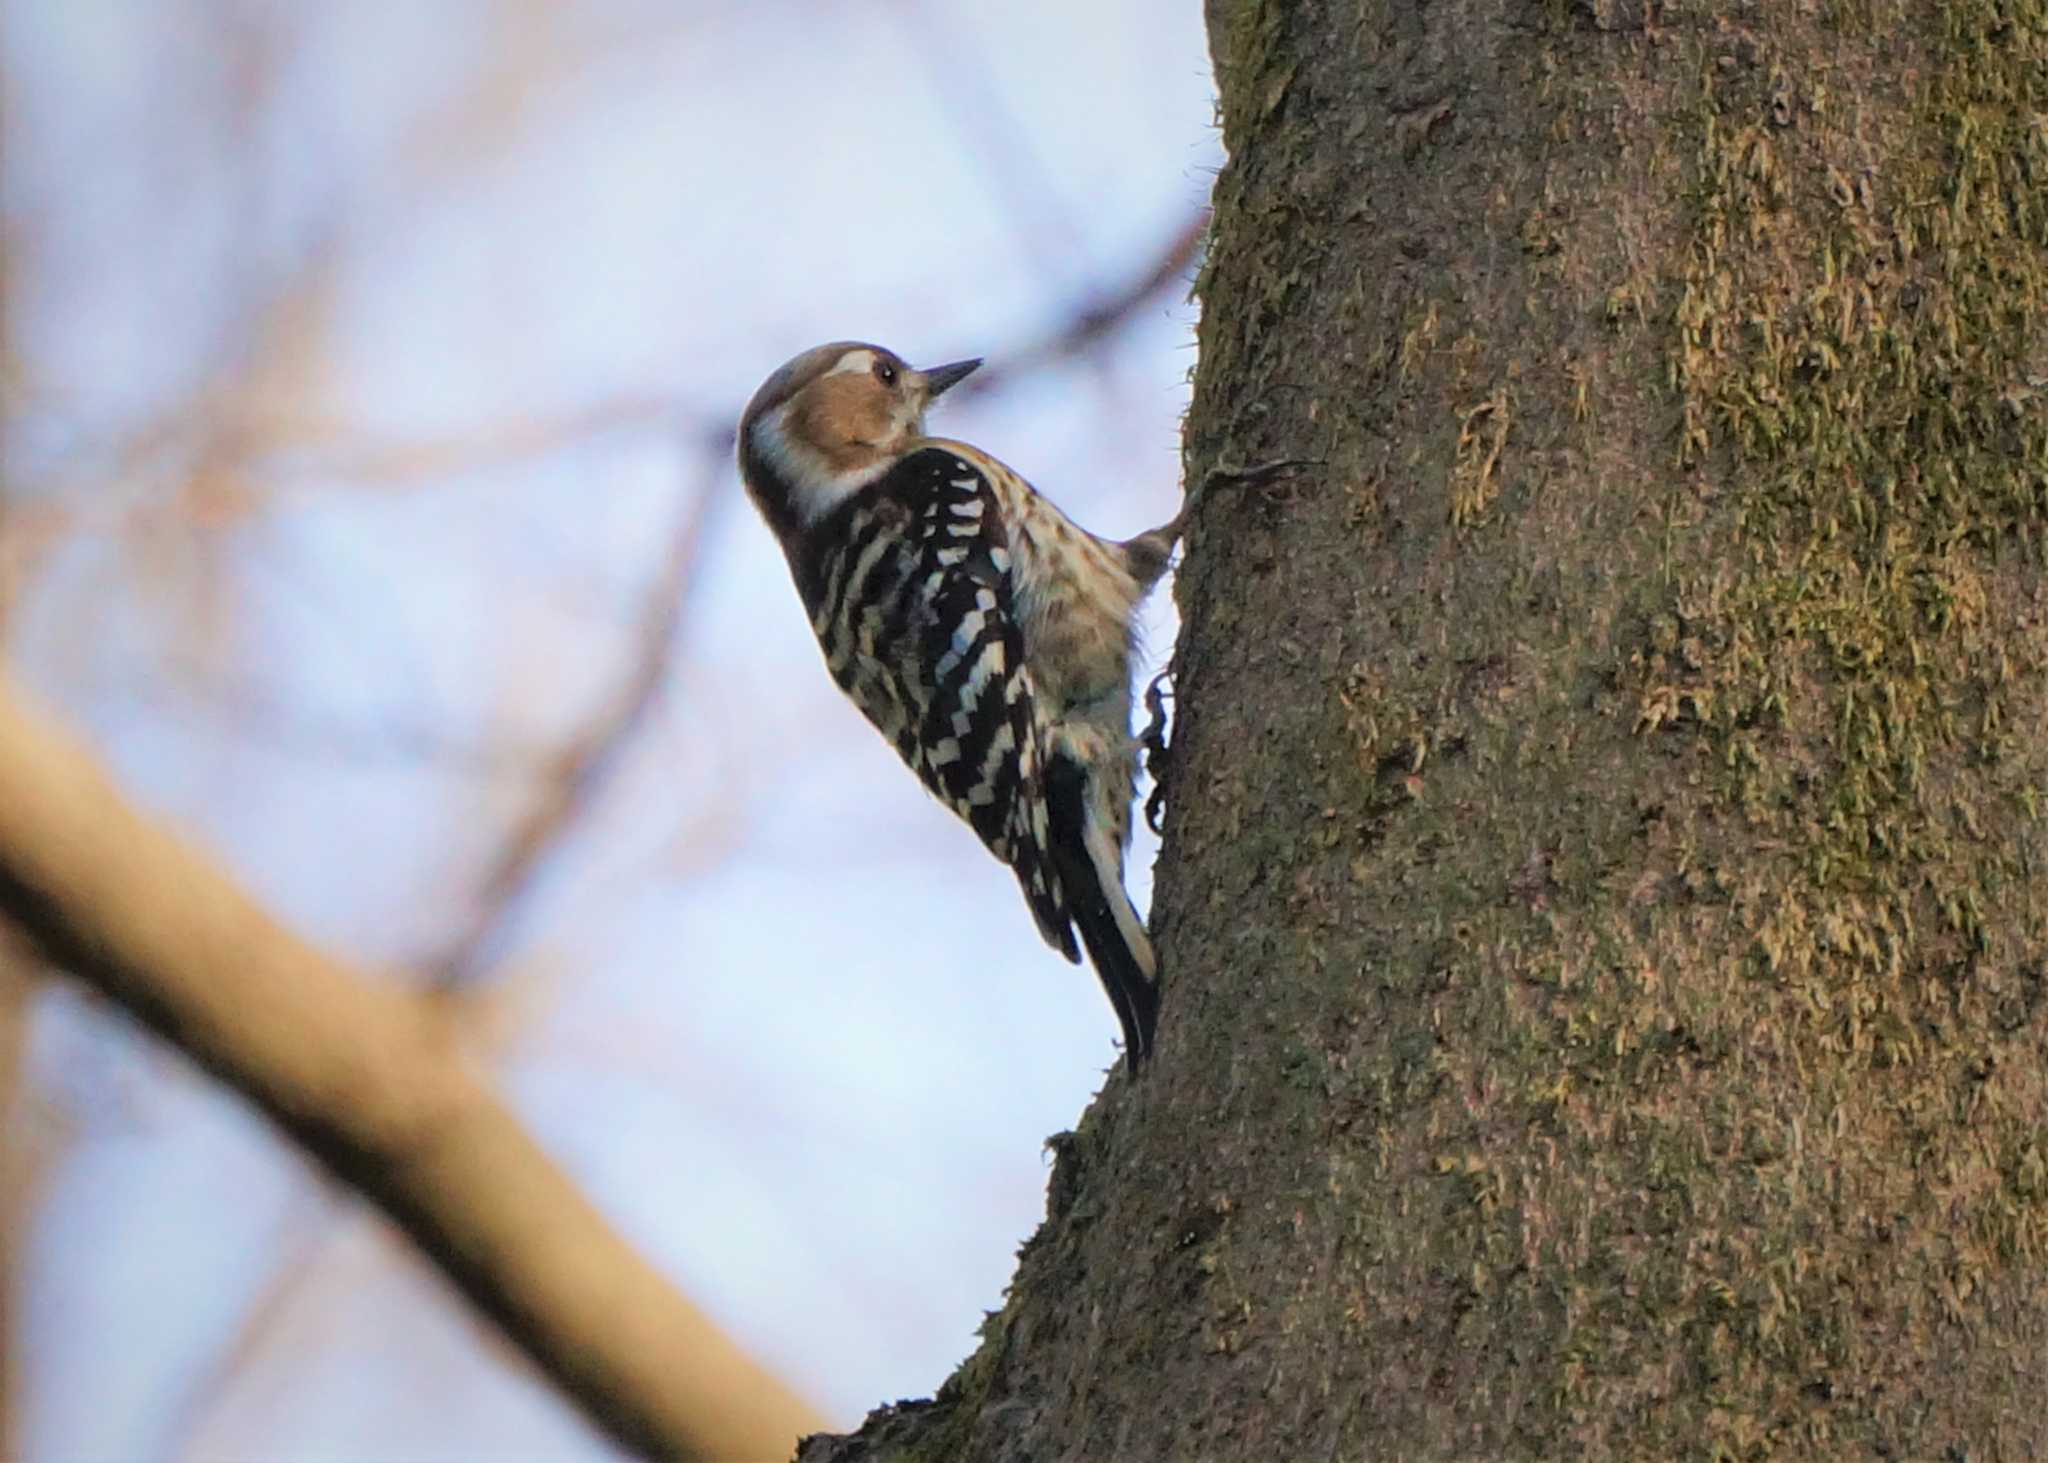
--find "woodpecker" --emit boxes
[736,341,1178,1071]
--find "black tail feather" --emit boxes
[1044,755,1160,1073]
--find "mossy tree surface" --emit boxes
[801,2,2048,1458]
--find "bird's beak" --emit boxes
[920,358,982,399]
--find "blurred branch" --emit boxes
[163,455,736,1447]
[0,941,31,1463]
[297,395,679,485]
[161,1184,337,1459]
[895,0,1078,288]
[0,670,824,1461]
[5,204,1201,582]
[435,448,727,989]
[958,210,1207,396]
[137,670,563,777]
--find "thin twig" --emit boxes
[955,212,1208,398]
[435,443,729,990]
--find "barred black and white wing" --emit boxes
[793,446,1077,964]
[738,344,1167,1070]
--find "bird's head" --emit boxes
[737,342,980,536]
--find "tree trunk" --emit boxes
[804,0,2048,1456]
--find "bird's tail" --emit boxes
[1044,752,1160,1072]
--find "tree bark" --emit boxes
[803,0,2048,1457]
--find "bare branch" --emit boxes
[0,671,823,1461]
[133,669,562,777]
[296,395,681,485]
[957,211,1207,396]
[436,451,728,989]
[0,942,32,1463]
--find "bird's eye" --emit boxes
[874,358,898,386]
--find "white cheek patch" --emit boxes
[825,350,876,379]
[755,405,890,525]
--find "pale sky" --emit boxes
[4,3,1220,1454]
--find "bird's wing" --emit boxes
[806,445,1078,963]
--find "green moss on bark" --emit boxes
[1182,0,2048,1456]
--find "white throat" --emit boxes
[753,404,902,525]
